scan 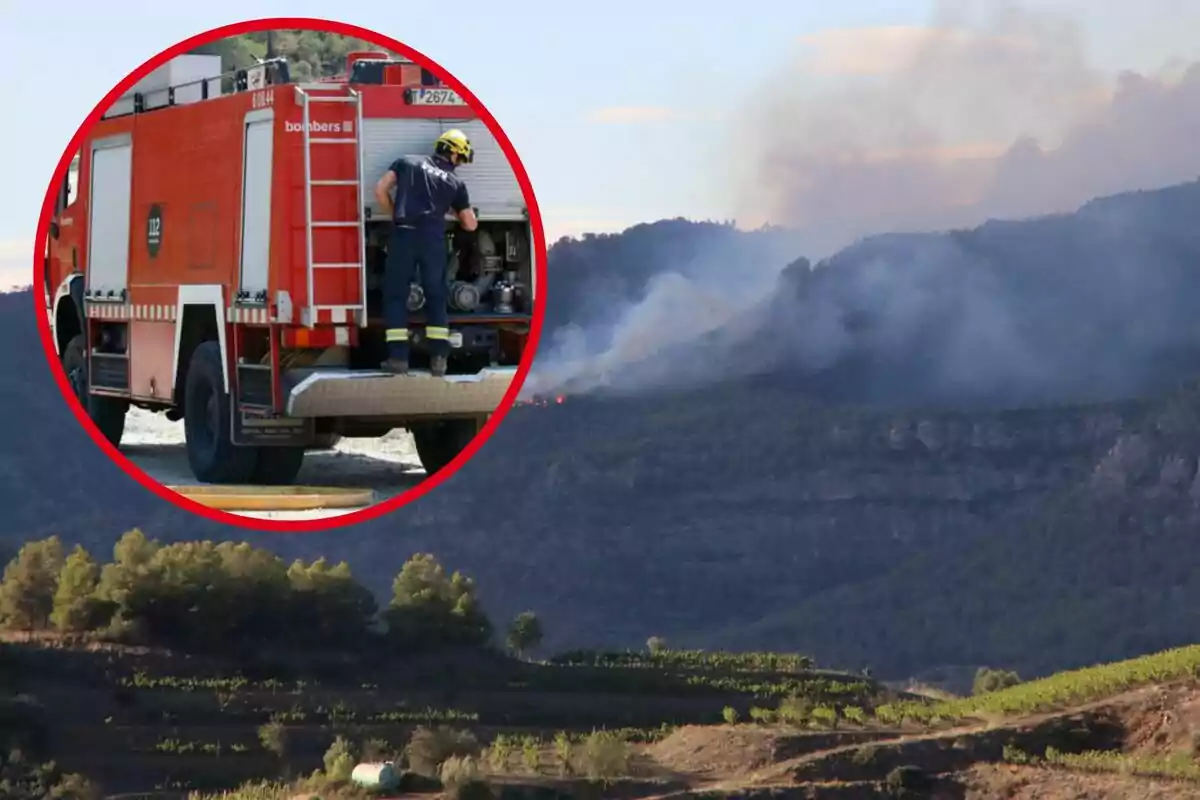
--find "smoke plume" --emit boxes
[736,0,1200,246]
[526,1,1200,405]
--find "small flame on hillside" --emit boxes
[514,394,567,409]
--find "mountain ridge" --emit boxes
[8,176,1200,682]
[537,177,1200,409]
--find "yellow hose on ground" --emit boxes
[167,485,377,511]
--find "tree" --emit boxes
[50,545,103,632]
[117,540,229,648]
[0,537,65,632]
[287,557,377,648]
[384,554,492,650]
[506,612,543,658]
[94,528,160,635]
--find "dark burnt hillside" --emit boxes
[5,180,1200,682]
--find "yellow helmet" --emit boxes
[434,128,474,163]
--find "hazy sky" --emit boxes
[1,0,1197,287]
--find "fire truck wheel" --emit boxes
[62,333,128,448]
[410,416,486,477]
[183,340,258,484]
[250,446,306,486]
[311,432,343,450]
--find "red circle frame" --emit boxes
[32,16,546,533]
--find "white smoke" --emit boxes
[524,267,775,397]
[526,1,1200,401]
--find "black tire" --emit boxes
[411,416,486,477]
[61,333,128,447]
[250,446,306,486]
[183,340,258,484]
[310,432,343,450]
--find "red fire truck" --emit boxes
[44,52,538,485]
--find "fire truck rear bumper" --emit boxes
[283,367,520,419]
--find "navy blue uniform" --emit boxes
[384,154,471,361]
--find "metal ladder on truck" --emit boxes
[295,85,368,329]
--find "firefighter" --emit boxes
[373,128,478,376]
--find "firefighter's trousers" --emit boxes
[384,224,450,362]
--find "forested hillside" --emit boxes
[13,178,1200,684]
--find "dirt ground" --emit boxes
[639,683,1200,799]
[960,763,1200,799]
[1120,683,1200,757]
[120,408,425,519]
[649,725,784,779]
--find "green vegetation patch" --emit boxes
[878,645,1200,724]
[1006,744,1200,782]
[548,648,816,672]
[0,534,492,656]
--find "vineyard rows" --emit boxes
[875,645,1200,724]
[548,649,817,672]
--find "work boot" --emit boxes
[430,354,448,377]
[380,358,409,375]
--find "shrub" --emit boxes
[521,735,541,773]
[777,696,812,726]
[722,706,739,724]
[322,735,356,782]
[257,720,288,758]
[1002,744,1032,765]
[186,781,294,800]
[360,737,395,763]
[885,765,930,796]
[440,755,481,790]
[748,706,774,724]
[874,704,903,726]
[851,747,877,766]
[0,742,94,798]
[43,770,100,800]
[486,733,514,771]
[580,730,629,780]
[553,731,574,776]
[810,704,838,729]
[438,757,496,799]
[972,667,1022,695]
[406,726,480,777]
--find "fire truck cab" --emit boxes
[45,52,537,485]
